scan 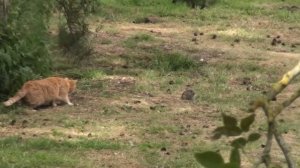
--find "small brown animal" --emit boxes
[3,77,77,108]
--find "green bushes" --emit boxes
[0,1,53,98]
[57,0,95,60]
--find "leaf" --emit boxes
[231,138,247,148]
[240,114,255,132]
[229,148,241,167]
[212,127,226,140]
[195,151,225,168]
[222,113,238,128]
[212,126,242,138]
[223,163,240,168]
[248,133,261,142]
[225,126,242,137]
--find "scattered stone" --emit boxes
[193,32,198,36]
[203,125,209,128]
[181,89,195,100]
[179,132,185,135]
[192,37,197,42]
[261,144,265,148]
[271,38,277,46]
[32,134,37,137]
[165,152,171,155]
[234,38,240,43]
[150,106,156,110]
[240,77,251,85]
[277,40,282,44]
[199,32,204,35]
[10,119,16,126]
[266,35,271,38]
[166,88,171,94]
[276,35,281,39]
[133,100,141,104]
[120,133,125,137]
[282,42,286,46]
[161,147,167,151]
[291,44,297,48]
[68,135,72,139]
[211,34,217,39]
[169,80,175,85]
[88,133,92,137]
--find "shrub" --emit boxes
[0,0,53,99]
[56,0,94,60]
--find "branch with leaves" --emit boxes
[195,61,300,168]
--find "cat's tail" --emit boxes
[3,89,27,106]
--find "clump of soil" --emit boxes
[181,89,195,100]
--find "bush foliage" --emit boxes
[0,0,54,99]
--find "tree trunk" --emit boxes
[0,0,9,24]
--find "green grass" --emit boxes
[123,33,155,48]
[0,137,122,168]
[151,53,198,72]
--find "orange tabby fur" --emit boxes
[3,77,77,108]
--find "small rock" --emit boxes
[166,88,171,94]
[169,80,175,85]
[211,34,217,39]
[271,38,277,46]
[68,135,72,139]
[291,44,297,48]
[161,147,167,151]
[166,152,171,155]
[261,144,265,148]
[10,119,16,126]
[199,32,204,35]
[133,100,141,104]
[193,32,198,36]
[234,39,240,43]
[192,37,197,42]
[266,35,271,38]
[88,133,92,137]
[181,89,195,100]
[276,35,281,39]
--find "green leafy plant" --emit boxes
[195,61,300,168]
[56,0,94,60]
[0,0,53,98]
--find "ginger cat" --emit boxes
[3,77,77,108]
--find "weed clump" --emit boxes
[152,53,197,72]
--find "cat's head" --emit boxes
[66,78,77,93]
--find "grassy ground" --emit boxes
[1,0,300,167]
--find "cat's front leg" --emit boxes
[65,95,73,106]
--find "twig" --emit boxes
[254,121,273,168]
[273,121,295,168]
